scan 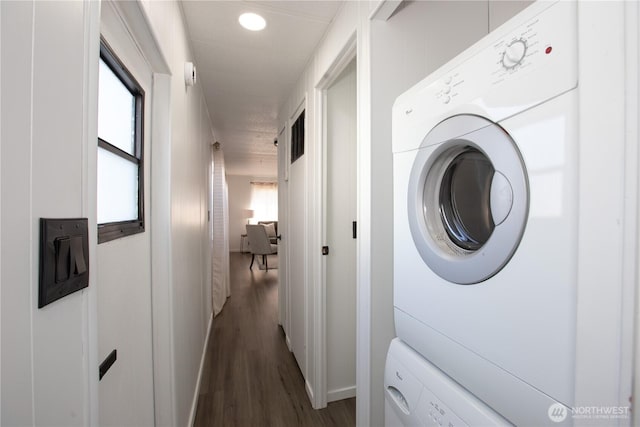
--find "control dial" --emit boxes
[501,39,527,69]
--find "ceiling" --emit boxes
[181,1,344,177]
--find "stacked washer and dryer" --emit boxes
[386,1,622,426]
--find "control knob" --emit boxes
[501,39,527,69]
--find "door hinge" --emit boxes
[322,246,329,255]
[352,221,357,239]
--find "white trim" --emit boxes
[291,97,307,125]
[82,1,102,424]
[277,124,288,327]
[313,85,328,410]
[188,313,213,427]
[315,33,357,89]
[328,386,357,403]
[369,0,403,21]
[301,94,311,405]
[0,1,3,420]
[626,0,640,422]
[305,379,315,405]
[282,120,290,183]
[356,4,372,425]
[29,3,36,423]
[574,0,634,416]
[315,32,357,410]
[108,1,170,74]
[150,72,176,427]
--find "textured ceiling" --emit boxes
[181,1,343,176]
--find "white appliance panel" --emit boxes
[385,338,511,427]
[392,1,577,154]
[391,2,579,425]
[394,92,578,407]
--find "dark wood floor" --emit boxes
[194,252,356,427]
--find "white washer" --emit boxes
[385,338,510,427]
[393,2,577,425]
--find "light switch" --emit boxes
[55,237,71,283]
[70,235,86,275]
[39,218,89,308]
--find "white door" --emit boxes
[97,5,155,425]
[277,126,288,328]
[289,106,307,374]
[325,59,357,401]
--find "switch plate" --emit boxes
[39,218,89,308]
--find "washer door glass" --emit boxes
[408,114,528,285]
[438,148,494,251]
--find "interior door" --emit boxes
[289,105,307,375]
[97,5,155,425]
[277,126,288,328]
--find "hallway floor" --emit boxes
[194,252,356,426]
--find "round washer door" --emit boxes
[407,114,528,284]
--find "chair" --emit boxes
[246,224,278,271]
[258,221,278,244]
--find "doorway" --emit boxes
[323,57,357,403]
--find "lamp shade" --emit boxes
[243,209,255,219]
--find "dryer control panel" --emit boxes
[394,1,577,154]
[433,1,575,107]
[384,338,510,426]
[415,386,469,427]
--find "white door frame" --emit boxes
[313,32,357,409]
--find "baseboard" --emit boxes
[305,379,315,404]
[188,313,214,426]
[285,335,292,351]
[328,385,356,403]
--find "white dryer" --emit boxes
[393,2,577,425]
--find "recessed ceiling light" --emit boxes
[239,12,266,31]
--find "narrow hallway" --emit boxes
[194,252,356,426]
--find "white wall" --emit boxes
[227,175,277,252]
[140,1,214,425]
[1,1,99,425]
[573,1,637,418]
[1,1,215,425]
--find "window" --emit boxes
[291,109,305,164]
[250,182,278,221]
[97,41,145,243]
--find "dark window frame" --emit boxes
[291,109,305,164]
[98,39,145,244]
